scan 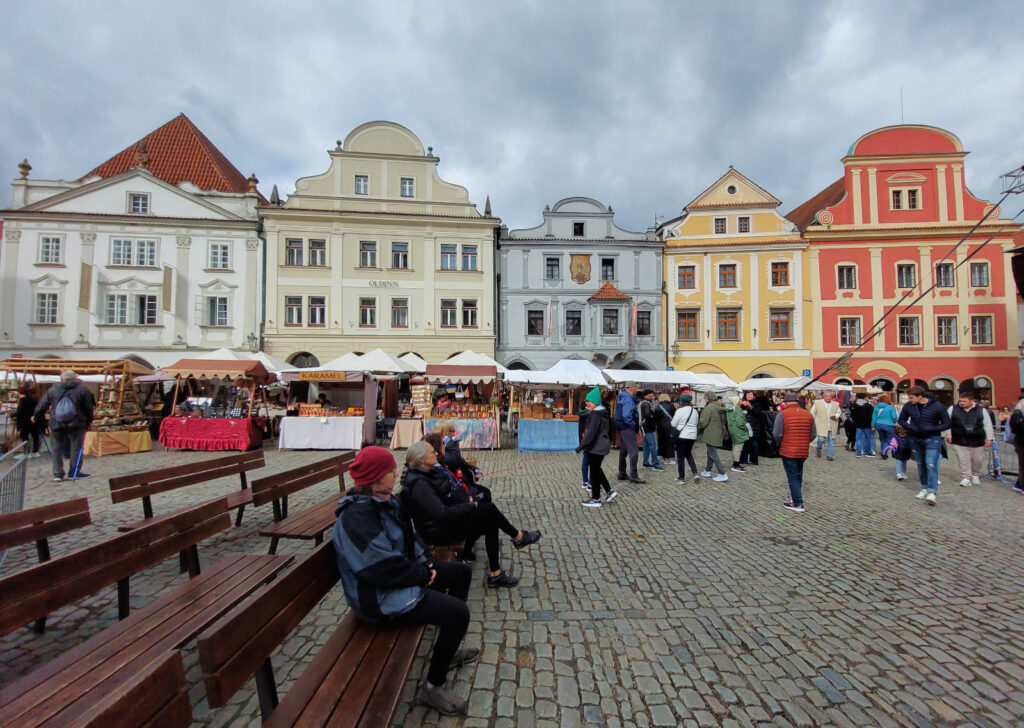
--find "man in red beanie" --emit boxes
[772,392,816,513]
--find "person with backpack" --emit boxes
[615,386,645,484]
[638,390,664,472]
[1010,393,1024,494]
[34,370,95,482]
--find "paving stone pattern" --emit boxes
[2,441,1024,727]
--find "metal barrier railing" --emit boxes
[0,441,27,568]
[988,430,1018,482]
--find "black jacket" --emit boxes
[898,396,951,438]
[577,407,611,456]
[15,395,38,431]
[849,400,874,428]
[400,466,477,545]
[577,407,591,440]
[34,380,95,432]
[442,439,478,490]
[639,399,658,434]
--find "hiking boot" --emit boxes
[513,530,541,549]
[420,680,467,716]
[486,571,519,588]
[628,476,647,484]
[449,647,480,669]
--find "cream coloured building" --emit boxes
[262,122,500,366]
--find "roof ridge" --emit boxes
[588,281,632,301]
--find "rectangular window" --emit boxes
[209,242,231,270]
[573,222,585,237]
[769,309,792,340]
[135,240,156,267]
[526,309,544,336]
[971,315,993,345]
[111,239,134,266]
[565,310,582,336]
[636,310,651,336]
[34,292,58,324]
[208,297,229,327]
[771,262,789,287]
[400,178,414,197]
[39,236,63,264]
[601,258,615,281]
[937,316,957,345]
[104,294,128,325]
[897,263,916,289]
[898,316,920,346]
[285,238,303,266]
[391,242,409,269]
[839,317,861,346]
[935,262,954,287]
[129,193,149,214]
[677,265,695,289]
[359,241,377,268]
[309,296,326,326]
[677,310,699,341]
[891,189,903,210]
[714,218,726,235]
[391,298,408,328]
[462,299,478,328]
[738,216,750,233]
[837,265,857,290]
[718,264,737,288]
[359,297,376,327]
[907,189,919,209]
[285,296,303,325]
[717,310,739,341]
[970,261,990,287]
[602,309,619,335]
[136,295,157,325]
[441,299,458,328]
[309,239,326,267]
[461,245,478,271]
[354,175,369,195]
[544,257,560,280]
[440,244,458,270]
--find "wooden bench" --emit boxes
[77,650,192,728]
[198,541,428,727]
[251,451,355,554]
[0,498,92,633]
[0,500,293,727]
[109,449,265,531]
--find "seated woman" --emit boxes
[422,433,491,562]
[332,446,477,716]
[430,421,484,493]
[401,440,540,588]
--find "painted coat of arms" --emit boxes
[569,254,591,284]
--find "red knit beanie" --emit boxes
[350,446,397,487]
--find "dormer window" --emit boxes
[355,175,369,195]
[129,193,150,215]
[573,222,585,237]
[890,187,921,211]
[400,178,414,198]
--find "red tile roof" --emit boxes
[785,178,845,231]
[82,113,257,195]
[588,282,632,301]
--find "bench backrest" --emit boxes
[197,541,339,707]
[250,451,355,508]
[0,498,91,551]
[109,450,265,506]
[0,498,231,637]
[81,650,193,728]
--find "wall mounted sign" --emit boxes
[300,371,347,381]
[369,280,400,288]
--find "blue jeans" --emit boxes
[642,431,661,467]
[895,459,907,477]
[856,428,875,455]
[581,451,591,485]
[875,425,895,455]
[781,456,805,505]
[910,435,942,492]
[815,432,834,458]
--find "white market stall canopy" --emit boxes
[195,347,291,375]
[443,350,507,374]
[356,348,418,374]
[505,358,607,388]
[398,352,427,373]
[602,369,737,389]
[736,376,854,392]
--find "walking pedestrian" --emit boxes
[898,386,951,505]
[638,390,665,471]
[697,395,730,482]
[577,401,592,492]
[655,394,677,465]
[670,394,700,484]
[945,391,993,487]
[886,424,913,480]
[774,392,816,512]
[577,387,617,507]
[33,370,95,482]
[737,392,764,465]
[14,385,41,459]
[615,385,646,483]
[726,396,750,472]
[849,393,875,456]
[810,390,841,460]
[872,394,898,460]
[1009,393,1024,494]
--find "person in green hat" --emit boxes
[576,387,617,507]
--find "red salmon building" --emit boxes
[788,124,1020,406]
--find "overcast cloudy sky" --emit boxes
[3,1,1023,231]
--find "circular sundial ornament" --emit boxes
[816,210,834,225]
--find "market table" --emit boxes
[424,417,499,450]
[389,419,424,449]
[84,430,153,457]
[158,416,265,451]
[278,416,363,450]
[517,418,579,452]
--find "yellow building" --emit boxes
[658,167,811,382]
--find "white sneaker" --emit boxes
[605,490,618,502]
[915,489,928,499]
[675,478,685,484]
[925,492,936,505]
[937,479,942,486]
[959,478,971,487]
[896,473,907,481]
[713,474,729,482]
[700,471,712,478]
[13,453,27,460]
[971,475,981,486]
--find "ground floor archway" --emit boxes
[288,352,320,368]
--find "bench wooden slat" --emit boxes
[251,452,353,508]
[76,651,190,728]
[109,450,264,502]
[0,499,91,550]
[118,489,253,533]
[323,626,402,728]
[356,627,423,728]
[259,498,338,540]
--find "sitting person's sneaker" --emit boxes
[420,680,468,716]
[458,548,476,562]
[582,498,602,508]
[449,646,480,669]
[514,530,541,549]
[486,571,519,588]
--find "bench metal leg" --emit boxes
[268,537,280,555]
[254,657,279,722]
[34,539,51,633]
[117,577,130,620]
[281,495,288,520]
[314,533,323,546]
[234,503,246,527]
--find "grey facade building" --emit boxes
[497,197,664,370]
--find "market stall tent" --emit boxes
[194,347,291,375]
[736,376,854,392]
[163,359,274,384]
[398,353,428,373]
[601,369,736,389]
[443,350,507,374]
[355,349,418,374]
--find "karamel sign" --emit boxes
[299,371,347,381]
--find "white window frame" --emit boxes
[308,239,326,267]
[440,245,457,270]
[136,294,158,325]
[208,296,229,327]
[400,177,414,198]
[936,315,958,346]
[441,299,458,328]
[111,239,135,266]
[837,265,857,290]
[970,261,990,287]
[896,263,917,289]
[839,317,861,347]
[462,299,478,328]
[354,175,369,195]
[128,192,150,215]
[104,293,129,325]
[284,296,303,325]
[359,241,377,268]
[935,262,954,288]
[208,242,231,270]
[391,242,409,269]
[285,238,303,266]
[359,297,377,327]
[898,316,921,346]
[564,309,582,336]
[34,292,59,324]
[309,296,326,326]
[461,245,478,271]
[38,235,63,264]
[391,298,408,328]
[971,315,994,346]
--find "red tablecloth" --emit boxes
[158,416,265,451]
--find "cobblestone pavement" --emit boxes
[2,440,1024,728]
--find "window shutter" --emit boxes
[162,266,173,312]
[79,262,92,310]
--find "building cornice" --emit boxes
[260,206,499,227]
[0,210,258,230]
